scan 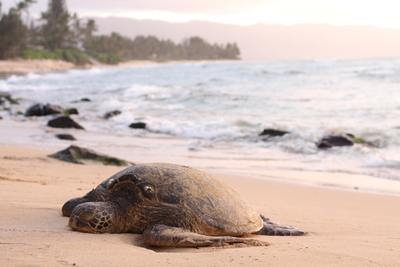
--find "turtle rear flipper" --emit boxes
[257,215,306,236]
[143,224,269,248]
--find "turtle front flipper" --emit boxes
[256,215,306,236]
[143,224,269,248]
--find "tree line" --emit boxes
[0,0,241,64]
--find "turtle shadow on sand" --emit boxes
[62,163,306,249]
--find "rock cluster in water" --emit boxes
[2,90,380,157]
[259,128,377,150]
[317,133,377,149]
[25,103,63,116]
[1,92,135,165]
[25,103,79,117]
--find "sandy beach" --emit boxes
[0,59,189,77]
[0,144,399,267]
[0,60,76,76]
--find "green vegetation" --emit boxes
[352,136,366,144]
[84,33,240,63]
[21,48,90,65]
[0,0,241,65]
[0,0,35,59]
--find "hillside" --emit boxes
[93,17,400,60]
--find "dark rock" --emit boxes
[72,98,91,103]
[317,134,354,149]
[0,116,3,120]
[47,116,84,130]
[55,134,76,141]
[103,110,122,119]
[259,128,289,137]
[25,103,63,117]
[64,108,79,115]
[0,92,18,105]
[129,122,146,129]
[49,145,130,166]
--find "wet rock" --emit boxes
[129,122,146,129]
[103,110,121,119]
[259,128,289,137]
[25,103,63,117]
[318,133,379,149]
[49,145,130,166]
[64,108,79,115]
[47,116,84,130]
[0,92,18,105]
[317,134,354,149]
[55,134,76,141]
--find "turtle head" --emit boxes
[62,185,109,217]
[69,201,125,233]
[68,173,158,233]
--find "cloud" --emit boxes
[2,0,400,28]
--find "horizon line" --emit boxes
[85,15,400,30]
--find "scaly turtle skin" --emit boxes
[62,163,305,248]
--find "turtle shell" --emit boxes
[103,163,263,236]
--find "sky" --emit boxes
[2,0,400,28]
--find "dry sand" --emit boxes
[0,60,76,75]
[0,59,181,77]
[0,144,399,266]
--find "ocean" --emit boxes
[1,59,400,191]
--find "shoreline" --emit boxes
[0,59,232,78]
[0,143,400,266]
[1,118,400,197]
[0,117,400,197]
[0,59,163,77]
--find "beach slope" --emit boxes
[0,145,399,266]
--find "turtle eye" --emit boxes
[142,184,155,198]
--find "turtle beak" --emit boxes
[68,203,98,233]
[62,197,89,217]
[69,215,92,231]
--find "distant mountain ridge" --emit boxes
[91,17,400,60]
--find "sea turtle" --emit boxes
[62,163,305,248]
